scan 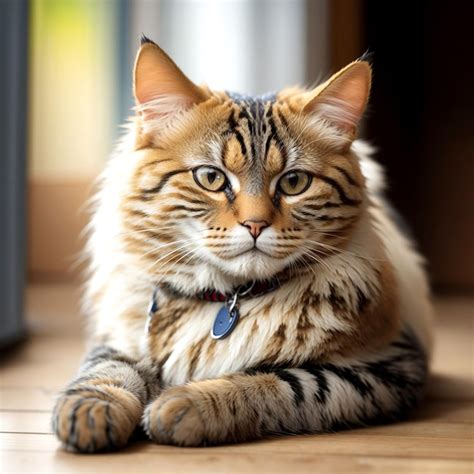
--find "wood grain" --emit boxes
[0,285,472,473]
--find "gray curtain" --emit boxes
[0,0,29,348]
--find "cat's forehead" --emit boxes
[226,91,277,107]
[226,91,277,132]
[215,91,288,191]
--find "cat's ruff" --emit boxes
[148,275,290,340]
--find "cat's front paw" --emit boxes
[143,386,206,446]
[52,385,143,453]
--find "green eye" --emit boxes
[193,166,227,192]
[278,170,312,196]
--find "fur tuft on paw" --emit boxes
[143,388,206,446]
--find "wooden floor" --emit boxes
[1,285,473,473]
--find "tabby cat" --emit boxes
[53,37,433,452]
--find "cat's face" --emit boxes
[122,40,371,283]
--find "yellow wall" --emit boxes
[29,0,118,180]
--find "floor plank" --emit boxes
[0,285,472,473]
[1,433,473,474]
[0,387,56,412]
[0,411,53,434]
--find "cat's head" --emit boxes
[121,38,371,287]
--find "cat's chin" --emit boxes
[210,249,289,281]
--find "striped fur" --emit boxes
[143,328,427,446]
[52,347,160,452]
[53,41,433,452]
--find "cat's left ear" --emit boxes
[133,37,209,137]
[303,60,372,138]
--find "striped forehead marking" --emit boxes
[224,92,286,195]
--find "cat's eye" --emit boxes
[193,166,227,192]
[278,170,312,196]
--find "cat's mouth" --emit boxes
[233,247,275,259]
[204,241,291,280]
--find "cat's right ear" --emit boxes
[304,61,371,129]
[133,37,208,137]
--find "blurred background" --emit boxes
[1,0,473,346]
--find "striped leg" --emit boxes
[143,329,427,446]
[52,346,159,453]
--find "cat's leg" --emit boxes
[52,346,159,453]
[143,328,427,446]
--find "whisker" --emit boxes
[295,244,333,273]
[304,238,386,263]
[292,254,318,279]
[117,226,208,239]
[161,247,198,277]
[135,237,199,263]
[143,240,200,272]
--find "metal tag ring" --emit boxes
[227,293,239,312]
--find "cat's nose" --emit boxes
[241,220,270,239]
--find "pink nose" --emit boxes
[241,220,269,239]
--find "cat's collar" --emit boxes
[147,275,289,340]
[159,277,286,303]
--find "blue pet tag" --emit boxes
[146,288,159,334]
[211,296,240,339]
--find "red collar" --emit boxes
[195,279,282,302]
[148,275,290,334]
[160,276,286,303]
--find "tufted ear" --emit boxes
[133,36,208,134]
[303,60,372,137]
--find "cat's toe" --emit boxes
[52,387,142,453]
[144,388,205,446]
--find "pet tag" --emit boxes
[211,293,240,339]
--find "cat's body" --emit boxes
[53,39,432,452]
[88,139,431,384]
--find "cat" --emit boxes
[52,36,433,452]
